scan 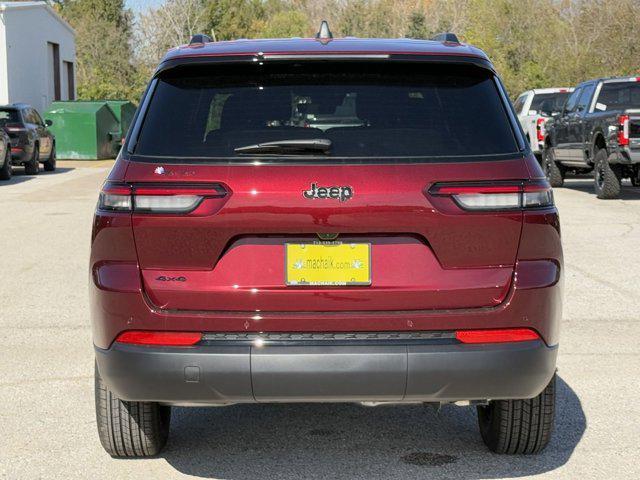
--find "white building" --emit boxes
[0,1,76,112]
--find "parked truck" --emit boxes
[514,88,573,160]
[543,76,640,198]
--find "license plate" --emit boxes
[285,242,371,286]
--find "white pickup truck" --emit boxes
[514,88,574,159]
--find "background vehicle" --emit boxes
[543,76,640,198]
[0,103,56,174]
[513,88,573,160]
[0,127,11,180]
[92,30,562,458]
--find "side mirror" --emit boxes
[45,119,53,126]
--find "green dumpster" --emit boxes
[43,101,120,160]
[105,100,136,138]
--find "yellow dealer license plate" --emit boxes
[285,242,371,286]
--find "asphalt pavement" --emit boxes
[1,162,638,479]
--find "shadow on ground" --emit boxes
[0,167,75,186]
[162,376,585,479]
[562,177,640,200]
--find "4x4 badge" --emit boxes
[303,183,353,202]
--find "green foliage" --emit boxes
[262,10,310,38]
[204,0,267,40]
[406,11,428,39]
[59,0,640,103]
[59,0,140,101]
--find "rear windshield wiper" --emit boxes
[234,138,331,155]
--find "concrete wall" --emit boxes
[0,4,76,113]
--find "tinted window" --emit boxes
[135,63,518,160]
[575,85,595,113]
[596,82,640,110]
[0,109,20,125]
[530,92,571,114]
[31,109,44,125]
[23,109,36,124]
[513,94,527,114]
[563,88,582,113]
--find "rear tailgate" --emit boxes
[126,159,526,312]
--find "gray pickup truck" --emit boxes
[543,76,640,198]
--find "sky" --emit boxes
[125,0,164,14]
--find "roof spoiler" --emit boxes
[431,32,460,43]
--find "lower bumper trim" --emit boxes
[95,340,557,405]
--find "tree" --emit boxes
[136,0,208,70]
[262,10,311,37]
[59,0,141,100]
[204,0,267,41]
[406,11,428,39]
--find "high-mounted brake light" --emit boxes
[618,114,630,146]
[429,181,554,211]
[536,117,546,141]
[98,182,227,213]
[455,328,540,344]
[115,330,203,346]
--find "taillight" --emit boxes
[98,182,227,214]
[429,181,554,211]
[536,117,546,141]
[618,114,630,146]
[455,328,540,344]
[115,330,202,346]
[4,123,26,132]
[98,183,132,211]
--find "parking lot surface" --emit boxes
[1,163,639,479]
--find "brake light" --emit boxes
[116,330,202,346]
[536,117,546,141]
[98,182,227,213]
[429,181,554,211]
[455,328,540,344]
[618,114,630,146]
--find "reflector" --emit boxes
[115,331,202,346]
[455,328,540,344]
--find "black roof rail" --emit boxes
[431,32,460,43]
[189,33,212,45]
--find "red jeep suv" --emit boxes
[91,28,562,457]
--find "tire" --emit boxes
[542,148,564,188]
[24,145,39,175]
[95,364,171,457]
[43,145,56,172]
[0,147,11,180]
[477,374,555,454]
[593,149,621,199]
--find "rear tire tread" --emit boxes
[593,149,621,199]
[478,374,555,454]
[95,366,170,458]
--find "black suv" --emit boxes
[0,103,56,174]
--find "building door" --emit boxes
[47,42,61,103]
[63,61,75,100]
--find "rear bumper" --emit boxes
[95,339,557,405]
[611,147,640,164]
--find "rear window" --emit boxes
[0,109,20,125]
[596,82,640,111]
[134,63,519,160]
[530,92,570,114]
